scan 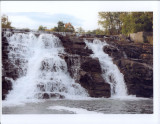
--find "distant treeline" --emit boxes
[1,12,153,35]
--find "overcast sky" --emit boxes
[1,1,154,31]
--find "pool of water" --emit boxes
[2,98,153,114]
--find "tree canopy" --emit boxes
[98,12,122,35]
[98,12,153,35]
[76,27,85,34]
[86,28,105,35]
[57,21,65,32]
[51,21,75,32]
[65,23,75,32]
[120,12,153,35]
[38,25,47,31]
[1,15,13,28]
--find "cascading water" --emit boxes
[5,32,88,102]
[85,39,128,98]
[68,55,81,81]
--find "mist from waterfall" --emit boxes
[85,39,128,98]
[5,32,88,103]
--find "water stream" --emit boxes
[5,32,88,103]
[85,39,128,98]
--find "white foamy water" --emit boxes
[5,32,88,104]
[48,106,101,114]
[85,39,128,98]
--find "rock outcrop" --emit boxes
[129,31,153,44]
[103,40,153,97]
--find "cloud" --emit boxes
[3,12,85,30]
[1,1,105,30]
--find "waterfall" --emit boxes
[85,39,128,98]
[5,32,88,102]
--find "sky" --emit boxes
[1,1,106,31]
[1,1,155,31]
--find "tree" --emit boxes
[76,27,85,34]
[38,25,47,31]
[86,29,105,35]
[51,27,58,32]
[86,30,92,34]
[64,23,75,32]
[1,15,13,28]
[98,12,153,35]
[94,28,105,35]
[98,12,122,35]
[57,21,65,32]
[120,12,133,35]
[120,12,153,35]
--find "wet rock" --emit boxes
[37,93,65,99]
[37,84,45,92]
[56,34,93,56]
[103,39,153,98]
[2,77,13,100]
[103,45,122,59]
[43,93,50,99]
[79,73,110,97]
[50,93,65,99]
[78,56,111,98]
[115,59,153,97]
[81,58,102,73]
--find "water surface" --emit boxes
[3,98,153,114]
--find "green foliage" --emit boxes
[52,21,75,32]
[38,25,47,31]
[1,15,13,28]
[86,28,105,35]
[76,27,85,34]
[121,12,153,35]
[98,12,153,35]
[57,21,65,32]
[98,12,122,35]
[64,23,75,32]
[51,27,59,32]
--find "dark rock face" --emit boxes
[2,77,12,100]
[81,58,102,73]
[2,32,17,100]
[55,34,93,56]
[104,40,153,98]
[115,59,153,97]
[79,57,111,97]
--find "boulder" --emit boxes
[129,32,153,44]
